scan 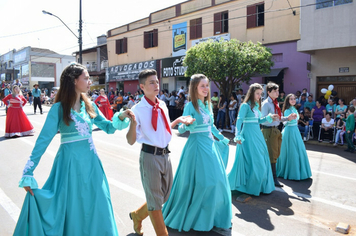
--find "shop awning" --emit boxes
[253,67,288,77]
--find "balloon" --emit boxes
[328,85,334,91]
[321,88,328,93]
[324,94,329,99]
[326,90,332,96]
[332,90,337,96]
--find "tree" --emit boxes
[184,39,274,99]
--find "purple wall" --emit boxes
[241,41,311,95]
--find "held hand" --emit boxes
[24,186,34,196]
[179,115,196,125]
[236,140,242,145]
[271,114,280,121]
[119,109,136,122]
[347,130,350,133]
[288,113,297,121]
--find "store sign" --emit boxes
[107,60,156,82]
[191,33,230,47]
[172,22,187,57]
[162,56,188,77]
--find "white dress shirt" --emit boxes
[131,97,172,148]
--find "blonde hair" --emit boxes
[12,85,22,97]
[189,74,211,113]
[243,83,263,111]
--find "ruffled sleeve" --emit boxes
[93,102,129,133]
[19,103,61,188]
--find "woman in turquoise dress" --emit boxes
[276,94,312,180]
[162,74,232,232]
[13,63,135,236]
[228,83,277,196]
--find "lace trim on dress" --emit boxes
[70,112,97,156]
[23,156,34,175]
[198,107,214,141]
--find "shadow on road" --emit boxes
[231,190,295,231]
[305,143,356,164]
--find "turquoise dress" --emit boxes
[13,101,129,236]
[228,102,275,196]
[162,100,232,232]
[276,107,312,180]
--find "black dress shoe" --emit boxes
[274,179,283,187]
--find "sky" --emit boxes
[0,0,184,56]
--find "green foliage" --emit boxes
[183,39,274,97]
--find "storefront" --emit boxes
[106,60,158,94]
[161,56,189,93]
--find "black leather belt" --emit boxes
[262,125,278,129]
[142,143,170,156]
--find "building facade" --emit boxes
[75,35,108,91]
[1,47,74,91]
[106,0,309,95]
[298,0,355,104]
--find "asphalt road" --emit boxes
[0,104,355,236]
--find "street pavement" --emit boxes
[0,104,355,236]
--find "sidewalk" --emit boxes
[219,128,352,150]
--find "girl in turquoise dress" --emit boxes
[162,74,232,232]
[276,94,312,180]
[228,83,277,196]
[13,63,135,236]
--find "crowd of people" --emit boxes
[1,63,356,235]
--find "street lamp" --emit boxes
[42,0,82,63]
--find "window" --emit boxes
[115,38,127,54]
[316,0,352,9]
[163,83,169,90]
[190,18,202,39]
[214,11,228,35]
[144,29,158,48]
[247,3,265,29]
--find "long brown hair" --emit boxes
[189,74,211,113]
[282,93,295,114]
[243,83,263,111]
[55,63,96,126]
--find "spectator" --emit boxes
[298,112,310,141]
[334,114,346,146]
[216,95,227,132]
[126,95,135,109]
[228,93,238,133]
[295,90,301,104]
[159,90,167,103]
[319,112,334,143]
[277,91,286,109]
[325,99,336,118]
[304,107,311,119]
[297,93,307,113]
[335,98,347,121]
[304,95,316,111]
[177,86,185,96]
[211,92,219,123]
[175,92,186,117]
[115,93,123,112]
[345,106,356,153]
[311,101,326,139]
[302,88,309,98]
[236,88,243,105]
[166,92,177,120]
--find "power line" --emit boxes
[0,24,76,39]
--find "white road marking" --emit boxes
[274,185,356,213]
[0,188,20,222]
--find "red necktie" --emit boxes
[144,96,172,135]
[271,96,282,118]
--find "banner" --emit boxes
[162,56,188,77]
[172,22,187,57]
[107,60,156,82]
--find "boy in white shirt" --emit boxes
[126,69,194,236]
